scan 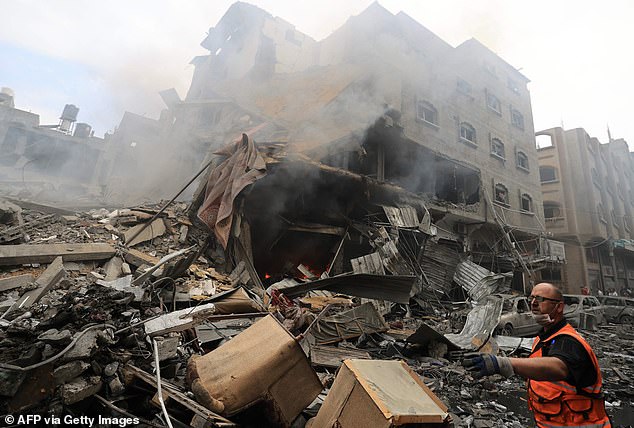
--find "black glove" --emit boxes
[462,353,514,378]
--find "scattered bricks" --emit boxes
[54,361,91,385]
[61,376,103,405]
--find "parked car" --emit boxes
[597,296,634,324]
[563,295,605,328]
[495,295,542,337]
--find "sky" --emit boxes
[0,0,632,148]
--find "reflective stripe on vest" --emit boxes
[537,420,611,428]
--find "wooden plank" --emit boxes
[0,274,34,292]
[122,365,236,427]
[310,345,371,368]
[0,243,115,266]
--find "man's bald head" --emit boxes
[532,282,563,301]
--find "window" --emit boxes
[491,138,505,159]
[494,183,509,205]
[416,100,438,126]
[539,166,557,183]
[544,202,562,219]
[521,193,533,213]
[460,122,476,144]
[457,78,472,95]
[511,109,524,130]
[516,151,529,171]
[486,91,501,114]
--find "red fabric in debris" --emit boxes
[197,134,266,248]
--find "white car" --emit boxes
[563,295,605,328]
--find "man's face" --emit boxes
[529,284,563,318]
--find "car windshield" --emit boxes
[627,300,634,308]
[564,296,580,305]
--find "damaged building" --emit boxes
[108,2,558,291]
[537,127,634,295]
[0,89,107,204]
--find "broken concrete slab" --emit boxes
[121,248,160,267]
[10,256,66,311]
[54,361,91,385]
[61,376,103,405]
[0,274,34,292]
[96,275,144,301]
[309,359,450,427]
[103,256,124,281]
[124,218,166,247]
[187,315,322,425]
[0,243,116,266]
[154,336,180,361]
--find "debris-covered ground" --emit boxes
[1,198,633,428]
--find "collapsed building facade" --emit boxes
[178,2,556,292]
[537,128,634,295]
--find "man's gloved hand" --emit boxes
[462,353,514,378]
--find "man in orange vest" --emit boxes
[463,282,611,427]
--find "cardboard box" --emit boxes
[309,359,449,428]
[187,314,322,426]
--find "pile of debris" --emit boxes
[1,135,633,427]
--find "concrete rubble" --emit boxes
[0,172,633,428]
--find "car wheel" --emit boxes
[501,323,514,336]
[619,315,634,324]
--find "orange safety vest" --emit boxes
[527,323,611,428]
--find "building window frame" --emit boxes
[511,108,524,130]
[491,137,505,160]
[494,183,510,206]
[544,201,563,220]
[416,100,439,128]
[516,151,529,172]
[486,90,502,115]
[460,122,477,146]
[520,193,534,214]
[539,166,558,183]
